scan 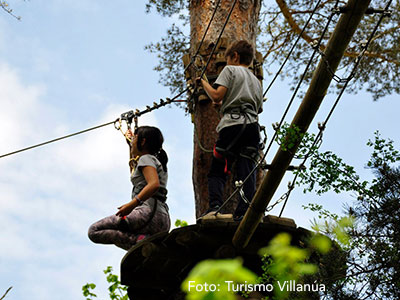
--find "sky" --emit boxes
[0,1,399,300]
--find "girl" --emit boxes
[88,126,170,250]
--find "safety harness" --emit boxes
[213,104,261,174]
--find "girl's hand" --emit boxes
[116,202,135,217]
[125,129,133,146]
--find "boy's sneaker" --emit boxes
[198,206,233,221]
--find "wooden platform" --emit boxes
[120,215,310,300]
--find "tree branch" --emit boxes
[0,287,12,300]
[275,0,400,65]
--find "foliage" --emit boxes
[175,218,189,227]
[145,23,189,93]
[145,0,187,17]
[259,233,320,299]
[299,131,400,299]
[82,283,97,300]
[145,0,400,100]
[144,0,189,93]
[181,230,345,300]
[275,123,319,156]
[182,258,257,300]
[82,266,128,300]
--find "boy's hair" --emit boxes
[225,40,254,66]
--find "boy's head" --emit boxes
[225,40,254,66]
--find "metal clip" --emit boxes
[235,180,250,204]
[310,39,319,49]
[360,39,368,48]
[120,110,135,125]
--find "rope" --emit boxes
[198,0,238,80]
[277,0,393,217]
[263,0,325,97]
[191,0,238,153]
[263,0,340,162]
[0,120,116,159]
[0,0,225,160]
[0,89,190,160]
[183,0,222,74]
[193,121,213,153]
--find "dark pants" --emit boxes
[208,122,260,217]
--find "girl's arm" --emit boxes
[116,166,160,217]
[125,129,137,173]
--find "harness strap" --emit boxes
[214,145,230,175]
[239,146,259,163]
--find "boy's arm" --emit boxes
[200,78,227,103]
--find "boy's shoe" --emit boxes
[198,206,233,221]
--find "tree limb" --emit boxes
[0,287,12,300]
[275,0,400,65]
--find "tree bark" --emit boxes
[189,0,261,218]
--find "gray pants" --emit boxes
[88,202,170,250]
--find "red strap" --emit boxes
[213,145,231,175]
[224,159,231,175]
[213,145,224,160]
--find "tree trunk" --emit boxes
[189,0,261,218]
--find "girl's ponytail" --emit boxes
[156,148,168,172]
[135,126,168,172]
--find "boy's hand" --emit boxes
[195,77,203,87]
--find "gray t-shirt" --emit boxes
[214,65,263,132]
[130,154,169,214]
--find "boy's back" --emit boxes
[215,65,263,132]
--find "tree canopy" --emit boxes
[299,132,400,299]
[145,0,400,99]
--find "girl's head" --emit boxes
[132,126,168,171]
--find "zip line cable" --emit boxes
[0,120,116,159]
[1,0,235,160]
[277,0,393,217]
[263,0,324,97]
[0,91,188,160]
[215,0,339,215]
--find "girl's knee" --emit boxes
[88,224,99,243]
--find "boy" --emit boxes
[198,40,263,221]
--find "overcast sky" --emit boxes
[0,1,398,300]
